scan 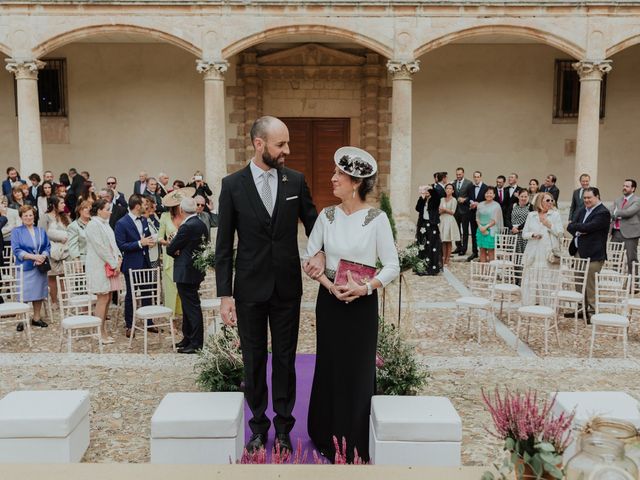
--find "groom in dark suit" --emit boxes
[216,116,322,454]
[166,197,208,354]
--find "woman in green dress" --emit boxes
[475,187,503,263]
[159,187,194,316]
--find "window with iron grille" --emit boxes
[14,58,68,117]
[553,59,606,121]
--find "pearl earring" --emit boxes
[352,188,356,199]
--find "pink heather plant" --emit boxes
[235,437,368,465]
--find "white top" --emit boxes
[522,209,564,267]
[304,205,400,287]
[249,160,278,211]
[128,211,144,237]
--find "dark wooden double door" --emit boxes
[281,118,350,212]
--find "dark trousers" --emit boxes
[469,210,479,255]
[123,270,151,329]
[455,211,471,253]
[611,230,639,274]
[236,291,300,436]
[176,282,204,349]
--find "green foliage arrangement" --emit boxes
[398,243,429,274]
[375,320,429,395]
[379,192,397,241]
[195,326,244,392]
[193,237,216,274]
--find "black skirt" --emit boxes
[416,217,442,275]
[308,285,378,463]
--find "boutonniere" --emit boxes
[282,174,288,183]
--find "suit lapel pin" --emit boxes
[282,174,288,183]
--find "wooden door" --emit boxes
[281,118,350,211]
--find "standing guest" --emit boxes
[9,185,31,210]
[12,206,50,330]
[505,189,533,254]
[506,173,522,207]
[466,171,488,261]
[528,178,541,205]
[144,177,165,214]
[567,187,610,320]
[1,195,22,242]
[453,167,473,256]
[55,184,71,215]
[37,181,54,216]
[67,201,92,261]
[80,171,90,181]
[85,199,121,344]
[58,172,71,190]
[415,182,442,276]
[188,171,213,201]
[569,174,591,223]
[159,188,193,318]
[106,176,127,209]
[78,181,97,205]
[0,207,7,274]
[540,174,560,203]
[40,196,70,308]
[216,116,321,454]
[439,183,460,268]
[28,173,41,203]
[99,189,126,230]
[115,194,156,338]
[476,187,503,263]
[143,194,161,268]
[2,167,26,197]
[195,194,218,239]
[67,168,85,218]
[172,180,185,190]
[495,175,508,218]
[304,147,399,462]
[166,197,209,353]
[610,179,640,274]
[133,171,148,195]
[43,170,57,190]
[157,172,171,196]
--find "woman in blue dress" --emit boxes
[11,205,51,330]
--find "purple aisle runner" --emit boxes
[243,353,319,463]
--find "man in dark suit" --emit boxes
[0,208,6,304]
[115,194,156,337]
[540,174,560,204]
[453,167,473,255]
[567,187,610,319]
[106,176,128,209]
[42,171,58,193]
[505,173,522,206]
[495,175,509,218]
[166,197,209,354]
[133,171,148,195]
[98,189,127,230]
[2,167,26,198]
[466,170,488,261]
[568,174,591,223]
[67,168,85,219]
[216,116,321,454]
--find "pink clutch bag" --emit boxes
[334,259,377,287]
[105,263,118,278]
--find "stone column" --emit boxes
[572,60,612,187]
[387,59,420,225]
[197,60,229,200]
[5,59,45,176]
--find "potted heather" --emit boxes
[481,388,575,480]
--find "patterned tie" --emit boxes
[499,189,503,202]
[260,171,273,216]
[615,198,628,229]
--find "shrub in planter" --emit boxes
[195,325,244,392]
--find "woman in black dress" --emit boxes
[304,147,399,462]
[414,174,443,275]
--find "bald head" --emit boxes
[250,116,290,169]
[250,116,286,147]
[180,197,197,214]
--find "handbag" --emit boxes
[105,263,118,278]
[546,229,561,265]
[34,229,52,273]
[334,259,377,286]
[50,242,69,262]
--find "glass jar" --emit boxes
[565,433,638,480]
[590,418,640,470]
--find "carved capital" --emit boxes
[5,59,45,80]
[196,60,229,80]
[386,59,420,79]
[572,59,612,81]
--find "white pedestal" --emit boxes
[369,395,462,466]
[151,392,244,464]
[0,390,90,463]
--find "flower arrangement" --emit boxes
[398,243,428,274]
[375,320,428,396]
[237,436,367,465]
[195,326,244,392]
[481,387,575,480]
[338,154,374,177]
[193,237,216,273]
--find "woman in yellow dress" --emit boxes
[159,187,194,316]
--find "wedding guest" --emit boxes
[466,171,488,261]
[11,205,50,330]
[505,189,533,254]
[143,194,161,268]
[133,171,148,195]
[453,167,473,256]
[476,187,503,263]
[610,179,640,274]
[304,146,399,462]
[40,196,70,308]
[106,176,127,209]
[438,183,460,268]
[195,194,218,238]
[188,171,213,200]
[144,177,165,214]
[67,201,92,261]
[568,174,591,223]
[2,167,26,197]
[157,172,171,196]
[1,195,21,242]
[540,174,560,203]
[78,181,97,205]
[8,185,31,210]
[85,198,121,343]
[415,179,442,276]
[37,181,54,217]
[172,180,185,190]
[27,173,41,203]
[98,189,126,229]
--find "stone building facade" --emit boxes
[1,0,639,222]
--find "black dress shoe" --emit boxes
[275,433,293,454]
[175,338,189,348]
[466,254,478,261]
[16,322,24,332]
[245,433,267,453]
[563,312,577,318]
[31,319,48,328]
[177,346,197,354]
[458,251,467,256]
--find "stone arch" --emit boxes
[0,42,11,56]
[414,24,585,59]
[33,24,201,58]
[607,34,640,57]
[222,24,393,59]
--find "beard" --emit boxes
[262,150,284,170]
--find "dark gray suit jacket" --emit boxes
[568,188,585,223]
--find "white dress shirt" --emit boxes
[250,160,278,212]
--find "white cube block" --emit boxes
[369,395,462,466]
[151,392,244,464]
[551,391,640,462]
[0,390,90,463]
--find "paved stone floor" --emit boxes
[1,255,639,465]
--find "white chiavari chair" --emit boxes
[0,265,32,346]
[199,270,221,335]
[2,245,14,267]
[602,241,627,275]
[559,236,573,257]
[129,267,175,355]
[516,267,561,356]
[627,262,640,335]
[453,262,498,344]
[57,274,102,353]
[590,272,631,359]
[62,258,85,277]
[492,252,524,324]
[556,256,590,335]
